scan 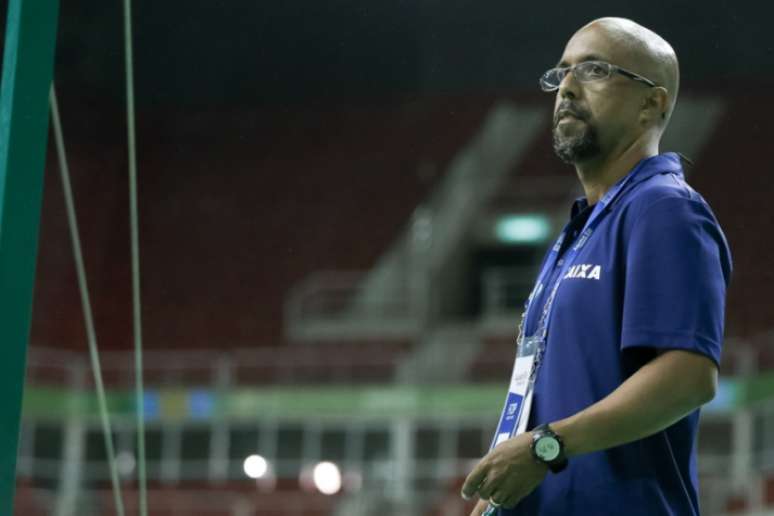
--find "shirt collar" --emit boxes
[570,152,684,219]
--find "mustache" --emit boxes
[553,103,589,127]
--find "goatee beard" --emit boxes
[552,122,601,164]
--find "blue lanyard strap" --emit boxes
[524,168,638,342]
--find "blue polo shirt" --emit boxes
[502,153,732,516]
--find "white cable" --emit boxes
[49,84,126,516]
[122,0,148,513]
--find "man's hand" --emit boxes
[469,498,490,516]
[461,432,547,509]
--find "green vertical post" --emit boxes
[0,0,60,513]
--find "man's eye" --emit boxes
[584,63,607,77]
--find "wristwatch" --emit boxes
[530,423,568,473]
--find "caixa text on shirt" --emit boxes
[563,264,602,280]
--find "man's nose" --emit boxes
[558,69,580,100]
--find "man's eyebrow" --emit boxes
[555,54,606,68]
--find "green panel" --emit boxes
[223,385,506,419]
[0,0,60,512]
[21,376,772,423]
[740,371,774,405]
[22,384,507,421]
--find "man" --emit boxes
[461,17,732,516]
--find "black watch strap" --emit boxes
[530,423,568,473]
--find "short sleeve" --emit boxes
[620,196,732,367]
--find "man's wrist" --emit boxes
[546,417,584,458]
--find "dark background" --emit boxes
[1,0,771,351]
[5,0,774,105]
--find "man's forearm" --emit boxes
[550,349,717,458]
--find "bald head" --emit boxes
[576,17,680,127]
[551,18,680,165]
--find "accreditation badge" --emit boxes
[491,335,542,447]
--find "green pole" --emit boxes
[0,0,60,513]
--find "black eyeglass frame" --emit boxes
[539,61,659,92]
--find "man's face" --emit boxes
[551,26,647,164]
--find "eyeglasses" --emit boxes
[539,61,658,92]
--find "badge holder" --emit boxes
[481,336,543,516]
[490,335,542,448]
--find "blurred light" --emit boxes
[116,451,136,476]
[243,454,269,479]
[312,461,342,495]
[495,215,551,244]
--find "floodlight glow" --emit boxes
[495,215,551,244]
[116,451,136,476]
[312,461,342,495]
[243,454,269,479]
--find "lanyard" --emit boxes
[488,164,644,444]
[525,168,638,341]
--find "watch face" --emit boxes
[535,436,561,461]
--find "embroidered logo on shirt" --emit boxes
[563,264,602,280]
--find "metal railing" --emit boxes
[284,270,422,340]
[25,345,411,389]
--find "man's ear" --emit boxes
[641,86,669,125]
